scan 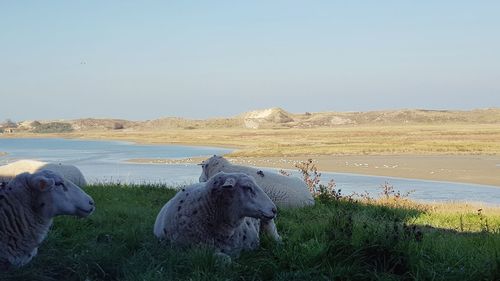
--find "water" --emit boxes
[1,138,499,205]
[319,172,500,206]
[0,138,231,186]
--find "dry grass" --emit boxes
[9,123,498,157]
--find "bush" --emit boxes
[31,122,73,133]
[294,159,343,200]
[30,121,41,127]
[113,122,124,130]
[2,119,17,128]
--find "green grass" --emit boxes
[1,184,499,281]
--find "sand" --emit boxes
[128,154,500,187]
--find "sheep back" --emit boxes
[0,160,87,186]
[0,173,52,268]
[200,156,314,208]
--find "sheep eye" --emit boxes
[243,186,255,195]
[55,182,67,190]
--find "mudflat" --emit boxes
[128,154,500,187]
[228,155,500,187]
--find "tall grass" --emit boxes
[1,183,499,281]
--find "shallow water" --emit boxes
[1,138,499,205]
[0,138,230,186]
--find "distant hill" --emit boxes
[238,107,500,129]
[2,108,500,132]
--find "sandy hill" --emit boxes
[3,108,500,132]
[239,107,500,129]
[241,108,294,129]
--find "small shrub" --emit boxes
[294,159,343,200]
[379,181,414,202]
[295,159,321,194]
[294,159,414,204]
[113,122,124,130]
[31,122,73,133]
[2,119,17,128]
[30,121,41,127]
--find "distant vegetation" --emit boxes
[5,108,500,132]
[31,122,74,133]
[1,119,17,128]
[2,108,500,156]
[113,122,124,130]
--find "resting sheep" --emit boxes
[199,156,314,208]
[0,160,87,186]
[0,170,95,269]
[154,172,280,260]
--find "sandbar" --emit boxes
[128,154,500,187]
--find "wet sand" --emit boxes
[128,155,500,187]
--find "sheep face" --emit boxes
[26,170,95,218]
[199,155,227,182]
[199,162,209,182]
[209,172,277,220]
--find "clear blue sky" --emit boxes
[1,1,499,121]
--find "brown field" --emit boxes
[8,123,497,156]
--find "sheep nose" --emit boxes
[271,207,277,214]
[89,200,95,206]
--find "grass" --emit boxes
[1,184,499,281]
[5,123,500,156]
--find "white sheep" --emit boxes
[199,156,314,208]
[0,160,87,186]
[0,170,95,269]
[154,172,280,260]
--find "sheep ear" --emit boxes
[30,175,55,192]
[221,178,236,188]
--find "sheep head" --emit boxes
[21,170,95,218]
[199,155,229,182]
[207,172,277,221]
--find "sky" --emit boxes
[1,1,499,121]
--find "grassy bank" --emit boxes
[1,184,499,281]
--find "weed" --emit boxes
[294,159,343,201]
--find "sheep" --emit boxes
[0,160,87,186]
[0,170,95,269]
[154,172,280,260]
[199,155,314,208]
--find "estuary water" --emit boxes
[0,138,232,185]
[1,138,499,205]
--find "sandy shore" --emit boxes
[128,154,500,187]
